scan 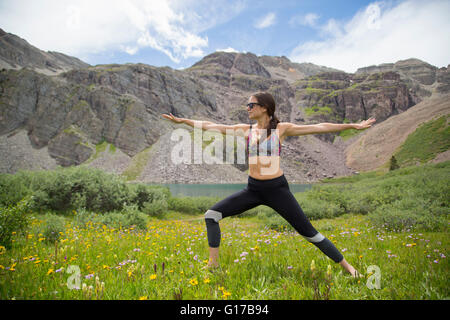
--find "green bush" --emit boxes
[74,208,98,228]
[39,214,66,243]
[368,197,449,232]
[0,173,31,207]
[27,167,129,212]
[93,205,147,230]
[93,212,127,229]
[299,199,344,220]
[128,184,171,210]
[0,167,175,214]
[0,198,32,249]
[167,196,221,215]
[122,205,148,230]
[167,197,198,214]
[143,199,168,218]
[20,167,130,213]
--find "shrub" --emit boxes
[0,173,31,207]
[368,197,448,232]
[143,199,168,218]
[299,198,345,220]
[93,205,147,231]
[0,197,32,249]
[167,196,222,215]
[73,208,98,228]
[167,197,198,214]
[39,214,66,243]
[27,167,130,213]
[128,184,171,210]
[122,205,148,230]
[93,212,127,229]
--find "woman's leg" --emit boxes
[261,181,360,276]
[204,186,263,267]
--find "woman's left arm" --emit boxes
[283,117,376,136]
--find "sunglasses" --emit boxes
[246,102,261,109]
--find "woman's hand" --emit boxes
[354,117,376,130]
[161,113,184,124]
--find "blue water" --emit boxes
[150,183,312,197]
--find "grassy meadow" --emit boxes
[0,161,448,300]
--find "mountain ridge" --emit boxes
[0,28,449,183]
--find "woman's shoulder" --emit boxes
[275,122,291,132]
[276,122,293,142]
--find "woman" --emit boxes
[162,92,376,277]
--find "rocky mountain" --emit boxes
[0,29,449,183]
[0,28,89,75]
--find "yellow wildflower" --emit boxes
[203,278,211,284]
[47,268,54,275]
[189,278,198,286]
[139,296,148,300]
[150,274,157,280]
[0,246,6,255]
[327,265,332,277]
[310,260,316,272]
[222,290,231,299]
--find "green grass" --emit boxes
[392,115,450,167]
[121,146,153,181]
[337,128,361,141]
[84,141,117,164]
[0,161,448,300]
[0,213,447,300]
[304,105,333,116]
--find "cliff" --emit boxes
[1,29,449,183]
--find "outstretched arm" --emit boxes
[283,117,376,136]
[161,113,249,136]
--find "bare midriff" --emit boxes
[248,155,283,180]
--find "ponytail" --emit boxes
[267,114,280,137]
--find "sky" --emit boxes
[1,0,449,73]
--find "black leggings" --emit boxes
[204,174,344,263]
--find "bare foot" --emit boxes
[339,258,364,278]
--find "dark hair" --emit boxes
[252,92,280,137]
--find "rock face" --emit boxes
[293,70,417,143]
[0,28,89,74]
[0,29,449,183]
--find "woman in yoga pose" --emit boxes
[161,92,376,277]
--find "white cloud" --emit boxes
[0,0,245,64]
[289,0,450,73]
[289,13,320,28]
[216,47,240,53]
[254,12,276,29]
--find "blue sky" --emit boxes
[1,0,449,72]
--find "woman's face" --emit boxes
[247,96,267,119]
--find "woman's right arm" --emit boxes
[161,113,249,136]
